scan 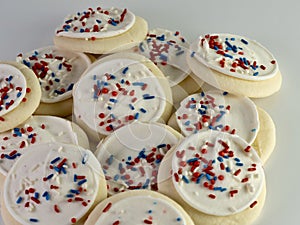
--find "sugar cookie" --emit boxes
[135,28,202,104]
[2,142,107,225]
[54,6,148,54]
[158,130,266,225]
[17,46,91,117]
[84,190,195,225]
[73,52,173,147]
[187,33,282,98]
[0,62,41,132]
[94,122,182,195]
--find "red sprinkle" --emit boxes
[103,202,112,213]
[208,194,216,199]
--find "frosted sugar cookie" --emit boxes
[17,46,91,117]
[158,130,266,225]
[73,52,173,147]
[95,122,182,195]
[54,6,148,54]
[2,142,107,225]
[168,90,259,144]
[84,190,195,225]
[0,62,41,133]
[187,33,282,98]
[136,28,202,103]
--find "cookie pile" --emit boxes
[0,6,281,225]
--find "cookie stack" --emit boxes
[0,5,281,225]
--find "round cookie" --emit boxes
[94,121,182,195]
[54,6,148,54]
[0,62,41,132]
[84,190,195,225]
[16,46,91,117]
[135,28,202,104]
[158,130,266,225]
[168,90,259,144]
[2,142,107,225]
[73,52,173,147]
[187,33,282,98]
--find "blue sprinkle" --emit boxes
[78,179,87,186]
[23,59,31,67]
[234,158,240,162]
[70,189,80,194]
[82,154,88,164]
[184,121,191,126]
[182,175,189,184]
[251,128,257,132]
[29,218,39,223]
[16,92,22,98]
[67,83,74,91]
[110,19,117,26]
[80,28,85,33]
[157,144,166,149]
[16,196,23,204]
[241,39,248,45]
[253,72,259,76]
[176,217,182,222]
[34,192,39,199]
[61,167,67,174]
[34,51,39,56]
[140,108,147,113]
[176,50,185,56]
[191,51,196,57]
[93,75,97,80]
[148,210,152,214]
[142,178,150,189]
[58,63,63,70]
[114,174,120,181]
[206,173,212,180]
[53,167,61,173]
[107,155,114,165]
[122,67,129,74]
[134,113,139,119]
[120,79,125,84]
[236,162,244,167]
[224,53,233,59]
[159,54,168,61]
[45,174,54,180]
[223,91,228,95]
[42,191,50,200]
[109,98,118,103]
[217,156,223,162]
[156,34,165,41]
[132,82,145,86]
[226,167,231,173]
[143,94,155,100]
[96,19,102,23]
[107,106,112,110]
[214,45,219,50]
[54,78,60,82]
[66,194,74,198]
[196,174,205,184]
[65,19,73,23]
[214,187,223,191]
[129,104,135,110]
[187,158,198,163]
[118,163,123,171]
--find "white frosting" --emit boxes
[94,195,187,225]
[55,7,135,39]
[0,115,87,176]
[4,142,103,225]
[95,122,180,195]
[175,90,259,144]
[170,130,264,216]
[73,57,166,137]
[16,46,91,103]
[0,64,27,116]
[191,33,278,81]
[137,28,190,86]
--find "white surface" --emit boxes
[0,0,295,224]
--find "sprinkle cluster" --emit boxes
[18,50,74,100]
[176,92,236,135]
[102,143,172,193]
[0,75,28,116]
[139,30,186,67]
[91,67,160,134]
[0,123,46,160]
[199,34,276,77]
[56,6,128,39]
[173,134,262,213]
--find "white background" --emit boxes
[0,0,295,224]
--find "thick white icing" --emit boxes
[0,115,88,176]
[16,46,91,103]
[4,142,103,225]
[137,28,190,86]
[95,122,180,195]
[175,90,259,144]
[169,130,264,216]
[94,195,187,225]
[55,7,135,39]
[73,56,166,138]
[190,33,278,81]
[0,64,27,116]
